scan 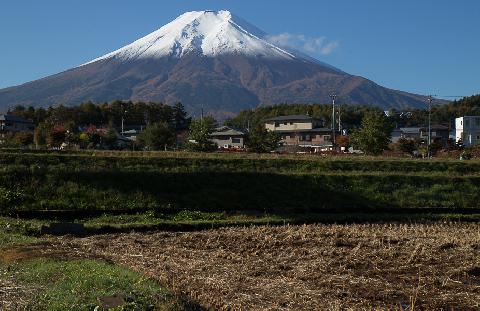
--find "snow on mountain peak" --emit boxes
[84,10,297,65]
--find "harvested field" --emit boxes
[50,223,480,310]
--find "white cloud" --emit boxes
[266,33,339,55]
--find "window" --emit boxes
[323,135,331,141]
[305,134,311,141]
[476,118,480,127]
[284,122,288,125]
[275,122,279,127]
[465,119,470,127]
[232,138,241,143]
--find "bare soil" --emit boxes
[46,223,480,310]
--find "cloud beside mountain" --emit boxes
[266,33,339,55]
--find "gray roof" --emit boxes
[211,126,244,136]
[400,127,422,134]
[0,114,33,123]
[264,115,317,122]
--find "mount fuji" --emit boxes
[0,10,430,117]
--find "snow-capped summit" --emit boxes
[86,10,296,64]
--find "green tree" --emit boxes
[185,117,217,152]
[137,122,175,151]
[245,125,280,153]
[172,102,191,132]
[350,111,394,155]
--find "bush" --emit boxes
[395,138,417,155]
[136,122,175,151]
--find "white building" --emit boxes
[455,116,480,146]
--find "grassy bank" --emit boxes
[1,150,480,214]
[2,170,480,212]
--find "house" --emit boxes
[456,116,480,147]
[210,126,245,149]
[390,128,403,143]
[423,124,450,146]
[264,115,336,152]
[392,125,450,146]
[120,125,145,141]
[0,114,35,135]
[0,114,35,143]
[399,127,422,140]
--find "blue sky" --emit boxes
[1,0,479,99]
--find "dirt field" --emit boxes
[42,223,479,310]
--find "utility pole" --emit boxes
[121,109,127,135]
[329,93,337,148]
[427,95,434,157]
[338,102,342,132]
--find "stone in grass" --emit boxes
[97,294,125,309]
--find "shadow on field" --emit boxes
[3,169,480,214]
[64,171,377,214]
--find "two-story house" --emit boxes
[210,126,245,149]
[264,115,336,152]
[456,116,480,146]
[391,124,450,146]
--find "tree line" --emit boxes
[5,101,190,150]
[4,94,480,155]
[225,95,480,130]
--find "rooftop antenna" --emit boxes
[329,93,337,148]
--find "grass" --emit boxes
[3,170,480,212]
[0,258,190,311]
[0,217,44,246]
[1,258,188,310]
[2,149,480,213]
